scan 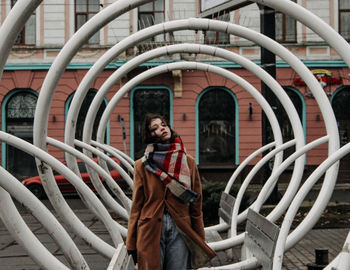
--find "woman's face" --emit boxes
[149,118,171,143]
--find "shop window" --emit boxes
[275,0,296,43]
[11,0,36,45]
[138,0,165,42]
[339,0,350,41]
[66,89,107,147]
[5,90,38,179]
[132,87,170,159]
[198,88,235,167]
[205,13,230,44]
[75,0,100,44]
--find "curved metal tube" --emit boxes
[209,136,329,252]
[0,0,42,79]
[65,19,342,260]
[84,19,340,257]
[63,18,320,214]
[273,142,350,269]
[0,188,71,270]
[254,0,350,67]
[75,40,293,213]
[255,136,329,218]
[230,139,296,236]
[198,255,259,270]
[90,42,297,191]
[31,0,153,256]
[0,131,119,258]
[97,61,282,175]
[205,142,276,233]
[73,139,132,213]
[47,137,130,220]
[92,39,308,239]
[77,20,309,199]
[105,145,135,167]
[95,60,286,249]
[224,142,277,193]
[0,0,346,268]
[90,140,134,188]
[76,20,344,240]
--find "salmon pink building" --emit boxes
[1,0,350,185]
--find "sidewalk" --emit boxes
[0,208,348,269]
[206,228,349,269]
[0,210,114,270]
[283,228,348,269]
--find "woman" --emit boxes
[126,113,216,270]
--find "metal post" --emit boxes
[259,4,279,204]
[307,248,329,270]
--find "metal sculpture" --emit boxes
[0,0,349,269]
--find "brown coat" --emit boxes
[126,155,216,270]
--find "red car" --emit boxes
[22,157,127,199]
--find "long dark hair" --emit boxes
[141,113,177,144]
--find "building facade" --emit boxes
[1,0,349,183]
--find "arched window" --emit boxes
[331,87,350,147]
[2,89,38,179]
[131,86,172,160]
[331,86,350,181]
[197,87,237,167]
[272,87,305,159]
[65,89,108,147]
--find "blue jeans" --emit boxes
[160,211,189,270]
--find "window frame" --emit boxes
[1,89,38,177]
[331,86,350,146]
[130,85,173,160]
[138,0,165,41]
[275,5,297,43]
[204,13,230,44]
[74,0,100,45]
[195,87,239,167]
[339,0,350,41]
[11,0,36,45]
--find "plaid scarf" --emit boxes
[142,137,199,204]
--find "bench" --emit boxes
[107,244,135,270]
[218,192,236,226]
[205,192,237,265]
[243,208,280,270]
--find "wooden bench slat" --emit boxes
[218,208,232,225]
[220,192,235,206]
[218,192,236,225]
[247,208,279,240]
[220,198,234,217]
